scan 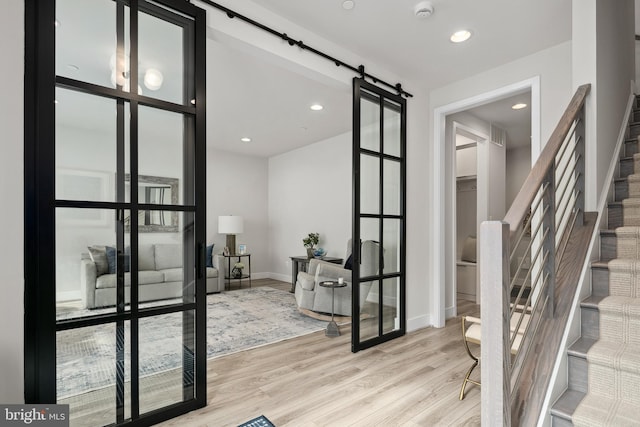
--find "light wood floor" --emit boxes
[158,298,481,427]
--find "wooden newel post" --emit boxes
[481,221,511,427]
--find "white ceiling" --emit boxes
[56,0,573,157]
[255,0,572,88]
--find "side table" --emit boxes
[221,253,251,291]
[319,280,347,337]
[290,256,343,293]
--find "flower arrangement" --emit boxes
[303,232,320,258]
[302,233,319,248]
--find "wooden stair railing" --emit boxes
[480,84,594,426]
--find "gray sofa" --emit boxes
[80,243,224,309]
[295,239,381,316]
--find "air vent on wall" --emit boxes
[490,123,506,147]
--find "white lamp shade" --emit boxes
[218,215,243,234]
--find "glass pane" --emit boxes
[135,211,196,307]
[138,106,187,206]
[139,310,196,414]
[382,277,401,334]
[139,10,189,105]
[56,208,130,320]
[56,0,122,89]
[56,89,121,203]
[360,154,379,215]
[360,93,380,152]
[57,321,131,426]
[359,218,380,279]
[383,218,401,275]
[383,159,401,215]
[359,279,380,342]
[383,103,401,157]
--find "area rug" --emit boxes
[56,287,326,399]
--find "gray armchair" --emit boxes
[294,239,381,316]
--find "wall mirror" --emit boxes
[125,174,179,232]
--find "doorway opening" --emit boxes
[432,77,539,327]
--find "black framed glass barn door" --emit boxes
[352,78,406,352]
[25,0,207,425]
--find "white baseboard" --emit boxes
[56,290,80,302]
[445,305,456,319]
[407,314,432,332]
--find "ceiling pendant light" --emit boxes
[512,103,527,110]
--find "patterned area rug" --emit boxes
[56,287,326,399]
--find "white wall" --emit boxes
[268,132,351,281]
[206,149,270,275]
[574,0,635,210]
[0,0,24,404]
[429,42,573,326]
[506,145,532,209]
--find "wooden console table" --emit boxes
[289,256,343,293]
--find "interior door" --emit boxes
[24,0,207,425]
[352,78,406,352]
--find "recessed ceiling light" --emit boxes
[54,100,59,104]
[450,30,472,43]
[310,104,324,111]
[512,103,528,110]
[342,1,355,10]
[55,20,61,28]
[67,64,79,71]
[240,137,252,143]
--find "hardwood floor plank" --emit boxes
[159,298,481,427]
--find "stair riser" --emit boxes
[616,179,629,201]
[625,140,639,157]
[591,267,609,297]
[551,415,573,427]
[620,158,635,178]
[630,124,640,139]
[609,204,623,229]
[600,233,617,262]
[581,306,599,340]
[568,354,588,393]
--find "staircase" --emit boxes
[551,98,640,426]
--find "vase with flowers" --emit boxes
[302,232,319,258]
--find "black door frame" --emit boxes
[24,0,207,424]
[352,78,407,353]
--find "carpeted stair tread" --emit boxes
[614,227,640,259]
[622,198,640,226]
[607,259,640,297]
[572,393,640,427]
[598,296,640,344]
[587,340,640,374]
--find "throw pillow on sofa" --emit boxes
[106,246,131,273]
[88,245,109,276]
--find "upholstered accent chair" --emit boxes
[294,239,381,317]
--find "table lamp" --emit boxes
[218,215,244,255]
